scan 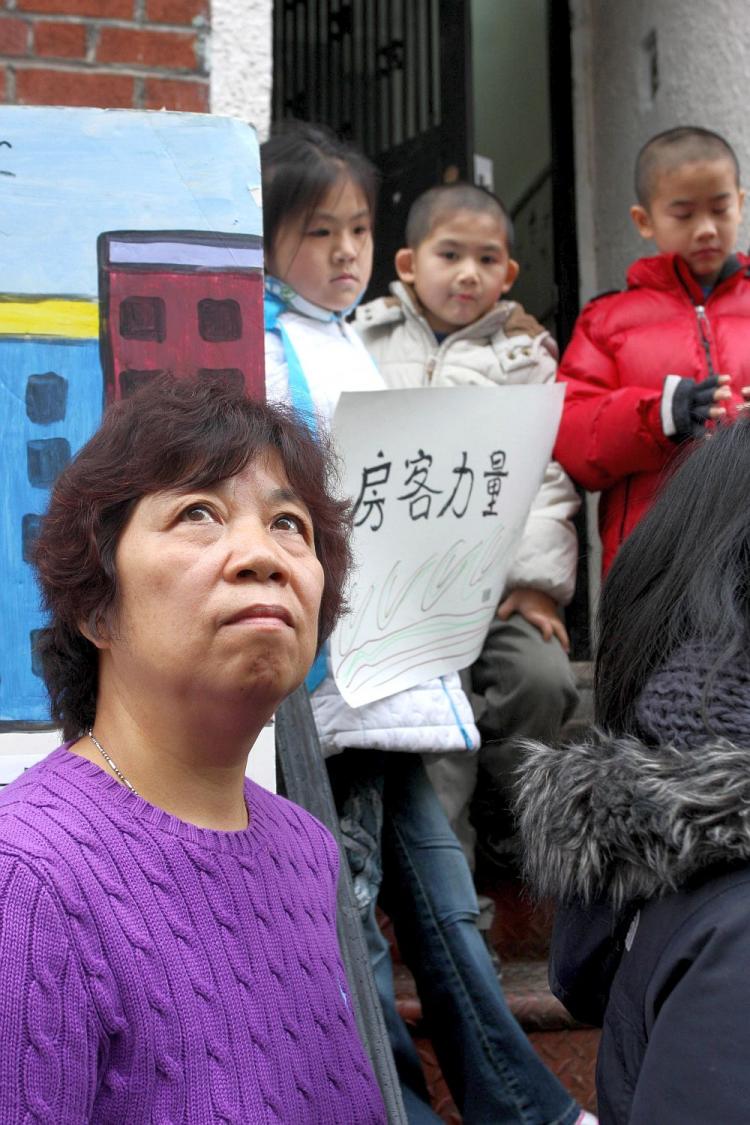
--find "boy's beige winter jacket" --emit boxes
[355,282,580,605]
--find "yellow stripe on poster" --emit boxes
[0,298,99,339]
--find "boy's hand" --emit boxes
[670,373,731,440]
[741,386,750,412]
[497,588,570,652]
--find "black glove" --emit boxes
[670,374,719,441]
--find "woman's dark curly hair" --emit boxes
[33,376,353,740]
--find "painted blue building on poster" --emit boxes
[0,106,263,725]
[0,316,101,722]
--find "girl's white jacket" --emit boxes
[265,306,480,757]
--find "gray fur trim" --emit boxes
[516,729,750,909]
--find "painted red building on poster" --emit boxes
[98,230,264,403]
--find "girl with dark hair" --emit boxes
[262,123,590,1125]
[517,417,750,1123]
[0,377,386,1123]
[263,121,383,422]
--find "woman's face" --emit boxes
[99,451,325,715]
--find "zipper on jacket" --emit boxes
[694,305,716,379]
[425,354,437,384]
[617,478,632,548]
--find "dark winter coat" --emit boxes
[517,728,750,1124]
[554,251,750,573]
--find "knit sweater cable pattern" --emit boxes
[0,746,385,1124]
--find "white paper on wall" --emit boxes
[330,385,565,707]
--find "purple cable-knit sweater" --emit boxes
[0,744,386,1124]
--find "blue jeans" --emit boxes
[327,751,580,1125]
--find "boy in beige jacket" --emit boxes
[356,183,579,886]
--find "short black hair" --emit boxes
[635,125,740,207]
[261,121,379,260]
[404,183,514,253]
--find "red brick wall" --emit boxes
[0,0,210,112]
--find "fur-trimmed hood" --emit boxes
[517,729,750,909]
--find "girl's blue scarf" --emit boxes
[263,276,336,435]
[263,275,368,425]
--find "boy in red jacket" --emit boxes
[556,125,749,574]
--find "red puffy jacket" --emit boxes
[555,252,750,574]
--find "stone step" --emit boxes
[385,870,600,1120]
[394,958,577,1033]
[484,880,555,961]
[394,957,599,1121]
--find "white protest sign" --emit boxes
[330,385,565,707]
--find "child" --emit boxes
[517,417,750,1124]
[355,183,580,876]
[555,125,750,575]
[262,124,590,1125]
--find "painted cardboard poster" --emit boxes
[330,385,565,707]
[0,106,263,727]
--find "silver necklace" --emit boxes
[87,729,139,796]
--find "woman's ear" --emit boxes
[78,616,110,650]
[395,247,416,284]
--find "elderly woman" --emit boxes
[0,377,386,1123]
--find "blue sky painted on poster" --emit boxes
[0,106,262,298]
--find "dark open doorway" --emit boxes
[272,0,473,299]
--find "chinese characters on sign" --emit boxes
[353,451,391,530]
[482,450,509,517]
[354,447,507,529]
[331,386,565,708]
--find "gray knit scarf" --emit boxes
[634,643,750,750]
